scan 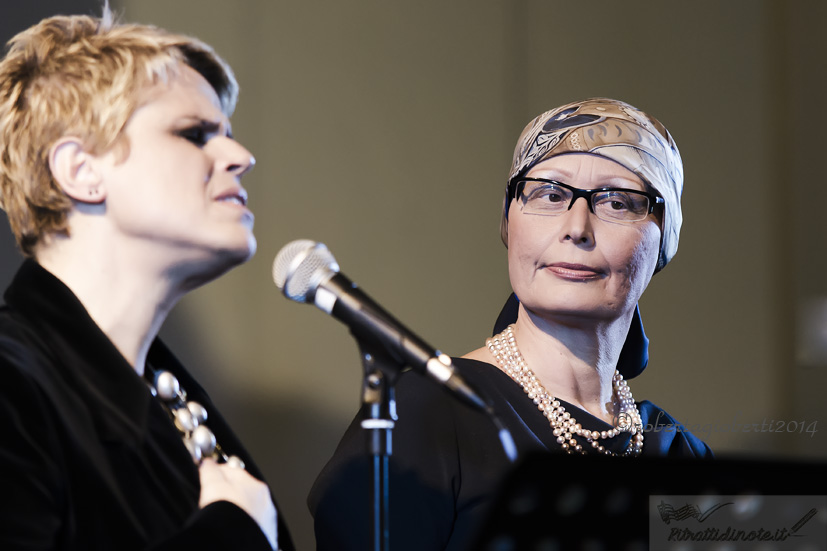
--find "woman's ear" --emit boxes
[48,137,106,204]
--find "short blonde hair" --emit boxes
[0,12,238,256]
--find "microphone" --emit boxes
[273,239,517,462]
[272,239,490,411]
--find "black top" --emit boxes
[308,356,712,551]
[0,259,294,551]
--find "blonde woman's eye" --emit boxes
[175,121,221,147]
[175,126,208,146]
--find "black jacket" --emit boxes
[0,259,293,551]
[309,356,712,551]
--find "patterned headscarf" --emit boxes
[501,98,683,272]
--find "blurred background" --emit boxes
[2,1,825,548]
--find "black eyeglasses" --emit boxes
[507,178,664,223]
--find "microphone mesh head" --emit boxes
[272,240,339,302]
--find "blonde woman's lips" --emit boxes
[214,187,248,207]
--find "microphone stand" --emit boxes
[357,340,400,551]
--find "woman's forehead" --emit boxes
[129,66,227,126]
[524,153,645,190]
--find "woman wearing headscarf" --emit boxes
[0,11,292,551]
[308,98,712,551]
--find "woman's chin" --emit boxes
[220,238,257,268]
[185,235,257,279]
[237,234,257,263]
[215,231,257,263]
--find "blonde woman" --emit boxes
[0,12,291,550]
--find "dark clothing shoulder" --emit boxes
[0,259,293,551]
[309,356,711,551]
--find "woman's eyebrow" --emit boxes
[177,117,234,140]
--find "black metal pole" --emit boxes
[358,347,398,551]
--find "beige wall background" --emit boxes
[2,1,825,549]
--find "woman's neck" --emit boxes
[472,304,635,424]
[35,239,182,377]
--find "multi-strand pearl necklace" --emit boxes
[147,369,245,469]
[486,325,643,456]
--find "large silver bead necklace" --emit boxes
[147,369,245,469]
[486,325,643,456]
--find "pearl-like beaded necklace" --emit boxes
[486,325,643,456]
[147,369,245,469]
